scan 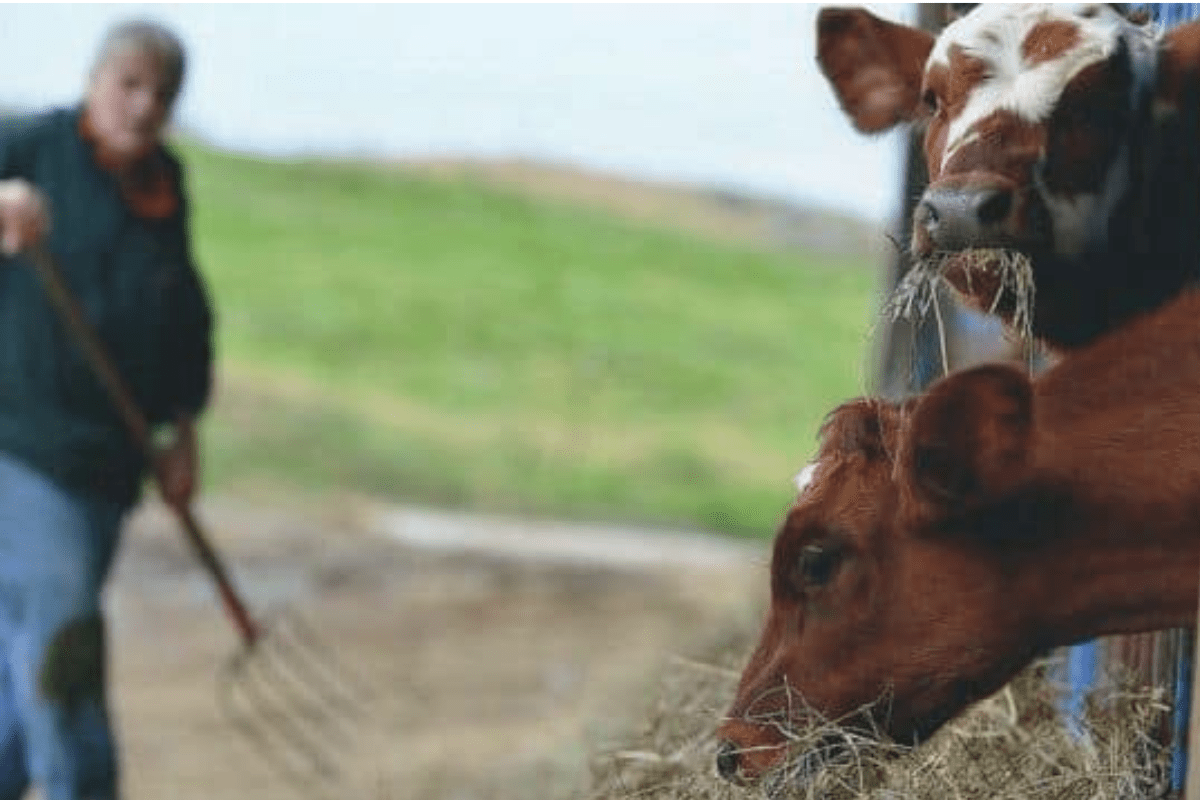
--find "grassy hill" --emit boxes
[180,142,880,537]
[399,157,886,261]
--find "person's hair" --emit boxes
[91,19,187,105]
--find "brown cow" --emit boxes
[819,4,1200,349]
[714,287,1200,786]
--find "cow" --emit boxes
[819,4,1200,349]
[713,285,1200,787]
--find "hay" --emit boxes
[882,248,1039,378]
[586,636,1172,800]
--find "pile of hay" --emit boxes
[585,631,1172,800]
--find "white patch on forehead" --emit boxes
[794,463,818,494]
[930,4,1158,173]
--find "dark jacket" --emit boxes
[0,107,214,506]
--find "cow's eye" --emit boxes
[922,89,940,114]
[797,543,842,589]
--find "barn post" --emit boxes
[871,3,952,400]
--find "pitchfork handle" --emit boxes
[25,245,261,646]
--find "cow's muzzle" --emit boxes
[712,722,792,787]
[714,730,864,790]
[714,739,744,783]
[913,184,1017,255]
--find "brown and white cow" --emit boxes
[714,284,1200,786]
[819,4,1200,349]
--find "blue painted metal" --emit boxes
[1146,3,1200,27]
[1173,631,1194,792]
[1064,642,1099,740]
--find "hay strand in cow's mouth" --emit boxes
[881,258,951,379]
[882,248,1038,377]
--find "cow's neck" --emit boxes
[945,480,1198,646]
[1029,526,1200,644]
[1015,290,1200,641]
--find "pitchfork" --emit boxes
[25,244,372,798]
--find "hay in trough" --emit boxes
[586,631,1172,800]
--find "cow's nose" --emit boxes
[975,186,1013,225]
[916,186,1014,250]
[715,739,741,782]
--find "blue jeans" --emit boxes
[0,452,125,800]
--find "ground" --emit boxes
[106,493,767,800]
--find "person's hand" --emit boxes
[154,415,199,511]
[0,180,49,257]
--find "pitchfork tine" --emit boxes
[268,611,374,714]
[240,622,361,743]
[25,243,373,794]
[217,618,371,798]
[220,695,338,799]
[221,652,342,784]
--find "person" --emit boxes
[0,19,213,800]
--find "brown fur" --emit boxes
[716,289,1200,784]
[1023,20,1082,66]
[816,8,934,133]
[1157,20,1200,111]
[1039,53,1133,196]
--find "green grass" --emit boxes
[180,142,879,537]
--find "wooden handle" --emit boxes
[26,245,260,645]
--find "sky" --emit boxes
[0,3,913,223]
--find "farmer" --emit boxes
[0,19,213,800]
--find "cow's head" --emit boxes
[820,4,1161,259]
[818,5,1200,347]
[715,364,1051,786]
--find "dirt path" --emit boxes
[106,495,767,800]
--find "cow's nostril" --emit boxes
[715,740,741,782]
[917,199,940,228]
[976,189,1013,225]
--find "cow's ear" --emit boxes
[816,7,935,134]
[1156,19,1200,113]
[901,364,1034,513]
[819,398,901,463]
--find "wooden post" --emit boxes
[872,3,950,399]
